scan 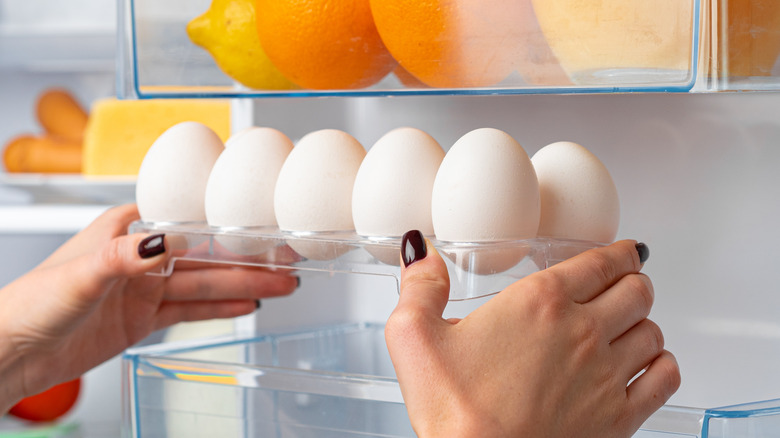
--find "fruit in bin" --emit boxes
[721,0,780,77]
[187,0,299,90]
[35,88,88,143]
[370,0,523,88]
[370,0,568,88]
[9,378,81,422]
[392,64,429,88]
[3,134,82,173]
[255,0,397,89]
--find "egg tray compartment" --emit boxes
[129,221,603,300]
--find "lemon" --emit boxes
[187,0,298,90]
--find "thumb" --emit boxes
[73,233,169,304]
[395,230,451,321]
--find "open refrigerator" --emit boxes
[2,0,780,436]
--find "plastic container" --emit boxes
[122,322,780,438]
[117,0,703,97]
[128,221,603,301]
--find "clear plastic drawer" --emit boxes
[122,322,780,438]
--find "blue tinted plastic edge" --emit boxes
[128,0,700,99]
[130,0,140,100]
[132,355,142,438]
[701,398,780,437]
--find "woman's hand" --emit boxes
[0,204,298,412]
[386,231,680,438]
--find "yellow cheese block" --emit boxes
[82,98,230,176]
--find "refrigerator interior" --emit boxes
[242,92,780,412]
[2,0,780,435]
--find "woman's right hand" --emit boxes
[386,231,680,438]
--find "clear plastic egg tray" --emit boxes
[128,221,603,300]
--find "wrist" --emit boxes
[0,333,25,414]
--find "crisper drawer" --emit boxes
[122,322,780,438]
[117,0,780,98]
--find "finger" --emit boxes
[161,268,299,301]
[72,233,169,303]
[153,299,260,330]
[31,233,168,331]
[544,239,644,303]
[394,230,451,322]
[38,204,141,269]
[92,203,141,231]
[610,319,665,383]
[588,273,654,341]
[625,350,681,431]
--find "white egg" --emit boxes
[352,127,445,264]
[353,127,444,237]
[432,128,540,241]
[205,127,293,228]
[274,129,366,259]
[432,128,539,275]
[136,121,224,223]
[531,141,619,243]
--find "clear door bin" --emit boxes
[128,221,603,301]
[117,0,704,98]
[122,322,780,438]
[706,0,780,90]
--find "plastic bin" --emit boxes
[122,322,780,438]
[117,0,706,97]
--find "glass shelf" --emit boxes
[129,221,603,301]
[122,322,780,438]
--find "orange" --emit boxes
[370,0,524,88]
[255,0,396,90]
[721,0,780,76]
[370,0,569,88]
[392,64,429,88]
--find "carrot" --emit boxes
[3,134,82,173]
[35,89,88,143]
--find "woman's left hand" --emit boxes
[0,204,298,411]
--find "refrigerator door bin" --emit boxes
[122,322,780,438]
[117,0,705,98]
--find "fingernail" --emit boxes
[635,242,650,264]
[401,230,427,267]
[255,300,262,310]
[138,234,166,259]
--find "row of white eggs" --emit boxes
[136,122,619,248]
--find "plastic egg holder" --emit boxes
[129,221,604,301]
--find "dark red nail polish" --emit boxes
[636,242,649,264]
[138,234,166,259]
[401,230,427,267]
